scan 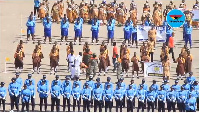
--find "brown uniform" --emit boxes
[122,53,130,71]
[176,57,185,75]
[17,44,24,52]
[51,4,60,23]
[185,54,193,73]
[14,51,25,68]
[162,60,170,77]
[49,50,59,68]
[131,56,139,71]
[148,29,157,47]
[141,55,150,72]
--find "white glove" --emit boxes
[33,95,35,98]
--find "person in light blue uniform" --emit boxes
[24,74,35,86]
[126,84,136,112]
[26,16,35,41]
[94,77,104,89]
[34,0,40,17]
[167,87,177,112]
[62,80,71,112]
[187,72,196,85]
[8,78,20,112]
[150,80,159,109]
[124,22,131,44]
[82,83,91,112]
[177,86,187,112]
[157,85,166,112]
[74,20,82,44]
[37,80,49,112]
[189,86,198,99]
[183,21,188,40]
[51,75,62,87]
[104,77,114,90]
[43,18,52,43]
[91,20,99,43]
[171,80,181,93]
[185,93,197,112]
[15,72,23,91]
[93,83,103,112]
[114,83,123,112]
[127,79,137,108]
[107,21,115,44]
[193,81,199,110]
[72,82,81,112]
[0,82,6,112]
[137,84,146,112]
[21,84,31,112]
[138,79,148,108]
[84,76,95,106]
[166,24,173,45]
[185,21,193,48]
[131,24,138,47]
[144,16,151,26]
[37,75,49,88]
[62,76,72,89]
[76,17,84,38]
[162,80,170,92]
[146,87,156,112]
[72,76,82,89]
[27,80,36,111]
[182,79,190,94]
[29,11,36,22]
[104,84,113,112]
[61,14,69,42]
[43,13,52,24]
[116,77,126,108]
[50,81,62,112]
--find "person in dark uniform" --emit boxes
[0,82,6,112]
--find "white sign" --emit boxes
[144,62,163,77]
[192,10,199,21]
[137,25,166,42]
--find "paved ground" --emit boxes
[0,0,199,112]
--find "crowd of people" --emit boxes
[6,0,200,112]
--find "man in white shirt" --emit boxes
[67,50,75,78]
[72,52,82,78]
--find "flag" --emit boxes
[5,57,10,62]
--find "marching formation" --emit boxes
[0,72,197,112]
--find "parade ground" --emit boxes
[0,0,199,112]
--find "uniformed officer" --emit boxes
[94,77,104,89]
[189,86,198,99]
[116,77,126,108]
[72,82,81,112]
[182,79,191,93]
[193,81,199,110]
[187,72,196,85]
[147,87,156,112]
[67,50,76,79]
[177,86,187,112]
[127,79,137,108]
[51,75,62,87]
[24,74,35,86]
[157,85,166,112]
[104,84,113,112]
[171,80,181,93]
[162,80,170,92]
[124,22,131,44]
[82,83,92,112]
[126,84,136,112]
[37,80,49,112]
[62,80,72,112]
[72,76,82,88]
[138,79,148,108]
[185,22,193,48]
[93,83,103,112]
[21,84,31,112]
[91,20,99,43]
[62,76,72,89]
[0,82,6,112]
[137,84,146,112]
[150,80,159,109]
[185,94,197,112]
[61,14,70,42]
[15,72,23,91]
[114,83,123,112]
[26,16,35,41]
[43,18,52,43]
[8,78,20,112]
[27,80,36,111]
[104,77,114,90]
[167,87,177,112]
[37,75,50,88]
[74,19,82,44]
[85,75,95,106]
[51,81,62,112]
[89,53,98,77]
[107,20,115,44]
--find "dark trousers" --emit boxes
[177,102,185,112]
[0,99,5,112]
[105,101,112,112]
[147,101,154,112]
[10,96,19,111]
[154,98,157,108]
[116,100,122,112]
[158,101,165,112]
[73,98,80,112]
[40,97,47,112]
[94,100,102,112]
[137,100,144,112]
[63,98,70,112]
[21,102,29,112]
[186,109,196,112]
[127,100,134,112]
[51,97,60,112]
[197,97,199,110]
[112,58,117,71]
[34,7,39,16]
[30,96,35,111]
[169,48,175,61]
[83,100,90,112]
[149,52,154,62]
[167,101,176,112]
[122,95,125,107]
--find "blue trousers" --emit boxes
[44,28,51,37]
[27,26,35,35]
[108,30,114,39]
[132,32,137,41]
[166,34,172,45]
[92,30,98,39]
[75,29,81,38]
[61,28,68,37]
[124,31,131,40]
[185,34,192,47]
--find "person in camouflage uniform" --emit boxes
[83,48,93,79]
[116,54,122,81]
[89,53,98,78]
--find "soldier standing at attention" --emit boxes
[72,82,81,112]
[82,83,91,112]
[157,85,166,112]
[27,80,36,112]
[131,52,139,78]
[21,84,31,112]
[114,83,123,112]
[177,86,187,112]
[126,84,136,112]
[104,83,114,112]
[93,83,103,112]
[26,16,36,41]
[0,82,6,112]
[167,87,177,112]
[89,53,98,78]
[62,80,72,112]
[137,84,146,112]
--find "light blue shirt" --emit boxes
[26,20,35,27]
[186,26,192,34]
[61,21,69,29]
[44,22,52,29]
[91,24,99,31]
[0,87,6,98]
[34,0,40,7]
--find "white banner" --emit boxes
[137,25,166,42]
[144,62,163,77]
[192,10,199,21]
